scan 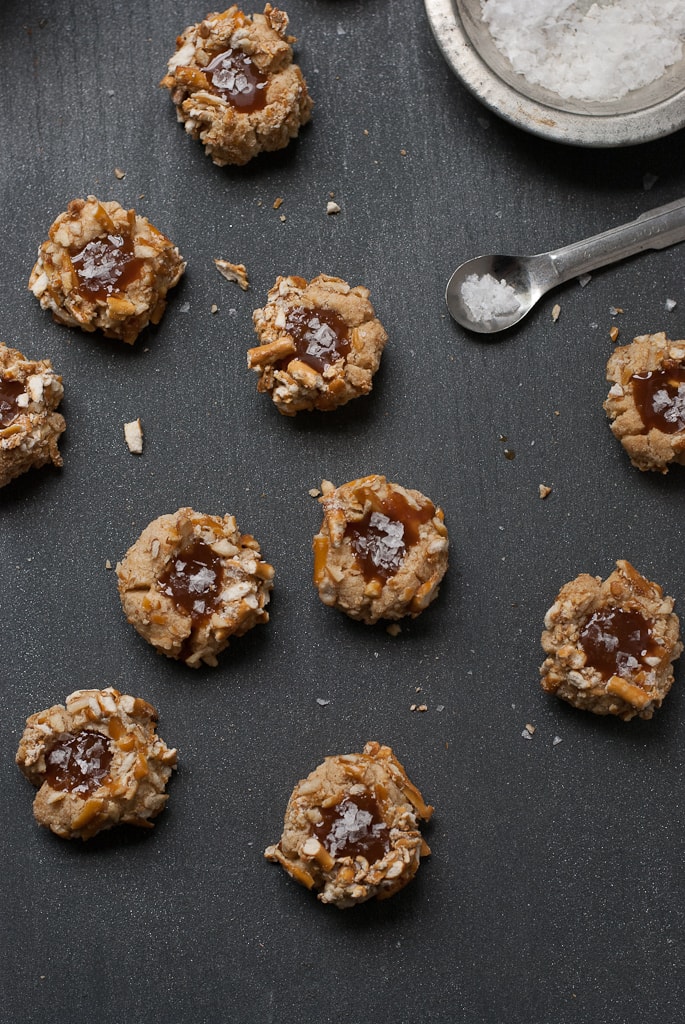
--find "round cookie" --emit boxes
[540,559,682,721]
[312,475,449,624]
[248,274,388,415]
[264,741,433,908]
[161,4,312,166]
[0,342,65,488]
[29,196,185,345]
[605,332,685,473]
[16,688,177,840]
[116,507,274,668]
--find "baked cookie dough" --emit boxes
[29,197,185,345]
[0,342,65,488]
[248,275,388,415]
[265,741,433,908]
[116,507,274,668]
[313,476,448,624]
[16,688,177,840]
[540,560,682,721]
[161,5,312,166]
[605,332,685,473]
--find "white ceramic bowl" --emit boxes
[425,0,685,147]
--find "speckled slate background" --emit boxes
[2,2,685,1022]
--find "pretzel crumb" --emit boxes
[538,484,552,499]
[214,259,250,291]
[326,201,341,215]
[123,418,143,455]
[114,167,126,180]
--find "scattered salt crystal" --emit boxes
[609,307,623,317]
[460,273,520,323]
[666,298,677,311]
[316,698,330,706]
[481,1,685,103]
[578,274,592,288]
[521,730,533,740]
[643,172,659,191]
[436,705,445,712]
[553,736,563,746]
[179,302,190,313]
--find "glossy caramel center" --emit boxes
[44,730,113,795]
[345,488,435,583]
[632,365,685,434]
[70,232,145,301]
[284,306,351,373]
[157,539,224,623]
[0,378,25,427]
[313,790,390,862]
[579,607,659,680]
[205,48,268,112]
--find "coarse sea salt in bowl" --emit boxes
[424,0,685,145]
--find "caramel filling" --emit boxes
[313,791,390,862]
[283,306,351,373]
[69,231,145,301]
[0,378,25,427]
[44,730,113,795]
[204,48,268,112]
[632,364,685,434]
[345,488,435,583]
[157,539,224,624]
[579,607,660,682]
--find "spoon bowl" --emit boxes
[446,253,549,333]
[446,198,685,335]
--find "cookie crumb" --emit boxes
[105,559,112,570]
[123,418,143,455]
[211,304,219,314]
[363,129,369,136]
[308,487,321,498]
[279,214,287,223]
[524,723,536,734]
[326,201,341,215]
[538,484,552,499]
[273,197,284,209]
[609,326,620,342]
[551,303,561,322]
[214,259,249,291]
[114,167,125,180]
[386,623,402,637]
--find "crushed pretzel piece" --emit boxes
[214,259,250,291]
[123,418,143,455]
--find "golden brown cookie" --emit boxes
[0,342,65,488]
[248,275,388,415]
[540,560,682,721]
[265,741,433,908]
[16,688,177,840]
[29,196,185,345]
[604,332,685,473]
[161,5,312,166]
[313,476,449,624]
[116,507,274,668]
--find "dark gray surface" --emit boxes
[2,2,685,1022]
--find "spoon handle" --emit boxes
[547,197,685,285]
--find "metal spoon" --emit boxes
[445,198,685,334]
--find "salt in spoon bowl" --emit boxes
[446,198,685,334]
